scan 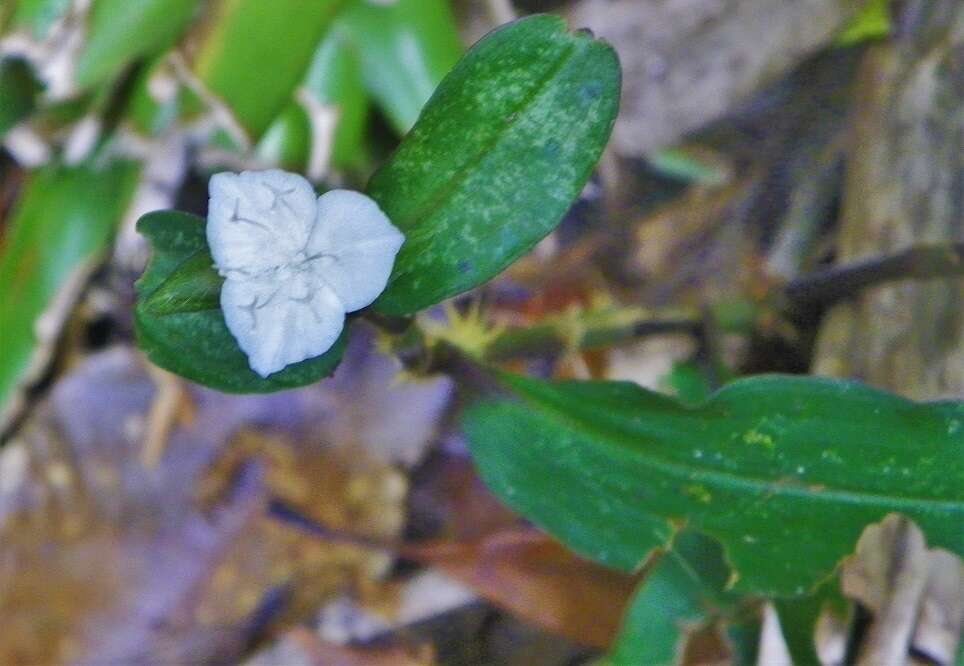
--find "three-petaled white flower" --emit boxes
[207,169,404,378]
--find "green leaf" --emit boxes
[0,161,141,424]
[837,0,891,46]
[337,0,462,134]
[142,247,222,315]
[257,26,369,172]
[662,361,714,407]
[256,104,312,172]
[301,26,369,169]
[134,211,346,393]
[604,531,736,666]
[29,92,98,134]
[126,56,181,136]
[725,615,762,666]
[192,0,346,140]
[75,0,201,88]
[11,0,71,38]
[0,2,11,33]
[369,15,620,315]
[774,579,848,666]
[647,148,729,187]
[464,373,964,597]
[0,58,43,137]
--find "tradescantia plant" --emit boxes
[129,12,962,666]
[136,15,621,390]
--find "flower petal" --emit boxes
[207,170,317,277]
[220,272,345,377]
[308,189,405,312]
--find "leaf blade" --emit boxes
[464,373,964,597]
[142,247,222,315]
[134,210,346,393]
[369,15,620,314]
[0,161,141,426]
[337,0,462,134]
[604,531,736,666]
[0,58,42,137]
[75,0,200,88]
[191,0,347,140]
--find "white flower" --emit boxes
[207,169,404,378]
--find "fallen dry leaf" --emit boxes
[841,514,964,666]
[247,626,435,666]
[407,446,520,543]
[404,527,638,649]
[0,327,451,664]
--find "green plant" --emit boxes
[2,3,962,663]
[135,15,620,390]
[131,14,963,662]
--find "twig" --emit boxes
[484,307,702,362]
[141,364,184,468]
[365,303,703,372]
[783,241,964,312]
[365,242,963,381]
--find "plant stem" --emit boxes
[484,307,701,362]
[783,241,964,312]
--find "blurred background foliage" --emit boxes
[0,0,962,665]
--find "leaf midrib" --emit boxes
[510,393,964,514]
[382,34,582,279]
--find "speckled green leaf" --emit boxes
[369,15,620,315]
[0,161,141,425]
[603,532,736,666]
[464,373,964,597]
[0,58,42,136]
[75,0,200,88]
[191,0,346,140]
[337,0,461,134]
[134,211,346,393]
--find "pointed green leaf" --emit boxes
[75,0,200,88]
[257,26,369,172]
[337,0,462,134]
[0,161,141,424]
[191,0,346,140]
[301,26,369,169]
[464,373,964,597]
[134,211,346,393]
[369,15,620,315]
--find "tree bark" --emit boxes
[812,2,964,400]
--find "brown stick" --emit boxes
[784,241,964,311]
